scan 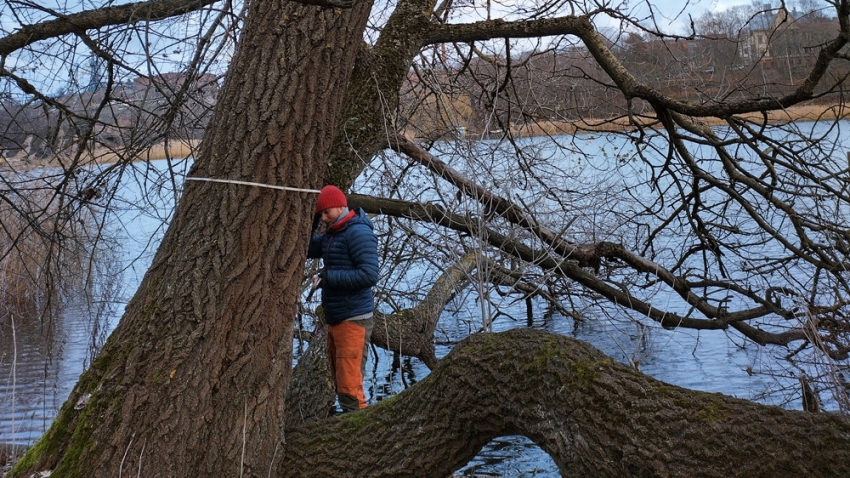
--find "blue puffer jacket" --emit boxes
[307,208,379,324]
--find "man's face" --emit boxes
[320,206,345,225]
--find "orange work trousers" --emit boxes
[327,319,371,412]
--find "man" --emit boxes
[308,184,379,412]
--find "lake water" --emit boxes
[1,124,843,475]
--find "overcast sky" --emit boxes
[621,0,750,33]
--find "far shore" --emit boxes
[508,103,847,137]
[3,103,847,170]
[1,140,199,171]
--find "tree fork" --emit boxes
[281,328,850,478]
[323,0,438,189]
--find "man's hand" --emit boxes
[306,272,323,302]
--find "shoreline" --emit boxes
[3,103,847,170]
[0,139,199,172]
[508,103,848,137]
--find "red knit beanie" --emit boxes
[315,185,347,212]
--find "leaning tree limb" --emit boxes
[390,134,601,268]
[0,0,218,56]
[370,252,477,370]
[280,328,850,477]
[323,0,438,189]
[347,193,809,342]
[388,134,790,326]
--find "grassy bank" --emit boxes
[510,103,848,137]
[1,139,198,171]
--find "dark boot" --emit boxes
[338,392,360,413]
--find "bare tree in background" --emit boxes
[2,0,850,476]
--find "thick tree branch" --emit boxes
[390,134,599,267]
[348,193,817,347]
[324,0,437,188]
[422,15,587,45]
[371,252,477,369]
[281,328,850,477]
[0,0,218,56]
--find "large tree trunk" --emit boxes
[11,2,373,477]
[281,328,850,478]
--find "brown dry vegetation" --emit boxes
[511,102,849,136]
[0,185,66,322]
[0,139,198,172]
[1,104,842,170]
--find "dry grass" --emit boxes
[88,139,198,164]
[0,179,98,323]
[0,138,197,319]
[0,186,58,321]
[0,139,199,171]
[510,102,848,137]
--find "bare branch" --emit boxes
[0,0,219,56]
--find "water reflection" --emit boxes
[0,159,173,451]
[0,313,63,447]
[0,301,113,447]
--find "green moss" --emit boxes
[9,434,48,473]
[9,399,91,477]
[341,396,392,424]
[10,343,133,477]
[653,384,681,398]
[528,338,561,368]
[50,406,97,476]
[479,330,529,354]
[377,394,398,406]
[566,358,609,385]
[143,298,159,320]
[151,369,167,384]
[142,277,161,320]
[696,401,730,422]
[339,410,369,425]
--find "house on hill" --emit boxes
[742,4,838,63]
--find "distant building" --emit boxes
[742,5,838,62]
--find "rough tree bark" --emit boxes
[281,328,850,478]
[286,323,336,427]
[10,1,374,476]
